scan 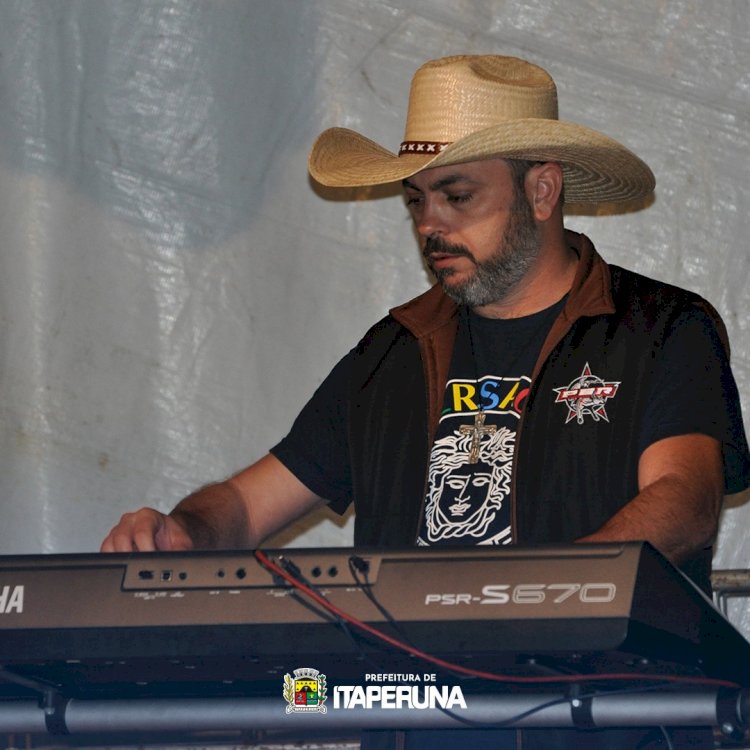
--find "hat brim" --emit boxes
[309,119,655,205]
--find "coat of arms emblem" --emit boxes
[283,667,328,713]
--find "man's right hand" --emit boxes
[100,508,195,553]
[99,454,324,554]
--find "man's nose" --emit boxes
[415,197,449,239]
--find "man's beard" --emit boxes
[424,192,541,308]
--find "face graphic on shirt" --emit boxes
[423,425,514,543]
[443,470,492,517]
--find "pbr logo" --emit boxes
[553,363,620,425]
[284,667,328,714]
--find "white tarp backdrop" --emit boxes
[0,1,748,631]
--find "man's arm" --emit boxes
[100,454,323,552]
[577,433,723,565]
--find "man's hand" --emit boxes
[100,508,194,552]
[99,454,324,553]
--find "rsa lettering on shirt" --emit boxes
[449,376,530,417]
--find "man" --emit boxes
[102,56,750,748]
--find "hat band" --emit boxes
[399,140,451,155]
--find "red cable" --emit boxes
[253,549,740,690]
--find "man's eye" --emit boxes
[447,193,472,204]
[405,194,423,207]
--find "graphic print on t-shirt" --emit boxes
[417,300,565,547]
[418,375,530,546]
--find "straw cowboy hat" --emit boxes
[308,55,655,204]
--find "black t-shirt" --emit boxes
[272,302,749,518]
[417,299,566,546]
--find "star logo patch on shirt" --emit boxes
[553,363,620,425]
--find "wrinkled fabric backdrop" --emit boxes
[0,0,748,634]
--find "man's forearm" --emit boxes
[169,480,252,550]
[578,478,719,564]
[577,434,724,565]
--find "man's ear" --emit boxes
[526,162,564,221]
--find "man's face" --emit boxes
[403,159,541,307]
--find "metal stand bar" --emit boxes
[0,690,747,735]
[712,568,750,616]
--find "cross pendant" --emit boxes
[459,410,497,464]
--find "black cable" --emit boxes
[261,551,706,734]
